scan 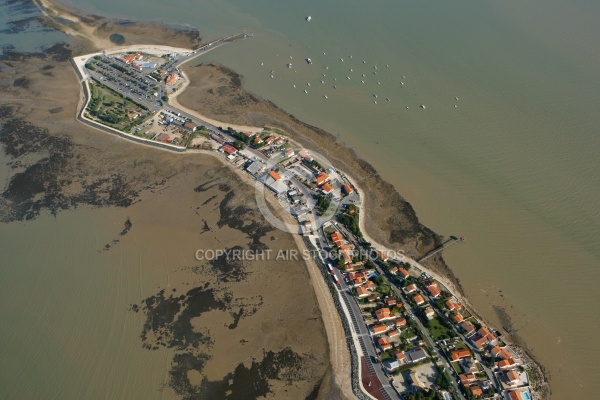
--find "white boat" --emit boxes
[306,16,312,22]
[306,58,312,65]
[324,95,328,99]
[287,63,292,68]
[420,104,426,109]
[304,90,308,93]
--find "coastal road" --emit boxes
[317,237,400,400]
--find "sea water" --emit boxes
[3,0,600,398]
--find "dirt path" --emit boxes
[290,232,358,400]
[170,74,263,134]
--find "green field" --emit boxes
[86,79,148,132]
[427,316,458,341]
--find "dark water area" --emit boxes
[109,32,124,45]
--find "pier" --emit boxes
[417,236,464,263]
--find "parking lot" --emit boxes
[85,54,175,107]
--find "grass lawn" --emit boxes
[87,79,148,132]
[400,327,418,340]
[454,341,469,350]
[427,316,458,341]
[451,361,463,374]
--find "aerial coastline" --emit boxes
[5,0,552,399]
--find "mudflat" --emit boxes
[0,32,334,400]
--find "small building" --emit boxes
[264,135,276,144]
[459,373,477,386]
[165,72,180,85]
[507,389,531,400]
[407,347,428,363]
[384,297,397,307]
[331,231,344,247]
[342,183,354,195]
[339,249,352,265]
[245,161,265,177]
[473,335,489,350]
[297,149,313,161]
[253,136,263,144]
[470,385,483,397]
[388,329,400,338]
[370,324,387,335]
[127,111,141,120]
[451,348,471,361]
[395,350,407,363]
[503,369,522,387]
[395,317,407,327]
[491,346,512,360]
[424,306,435,319]
[183,122,197,131]
[399,267,410,279]
[445,299,462,311]
[221,144,238,155]
[367,294,379,302]
[262,170,287,194]
[375,307,394,322]
[404,284,417,294]
[315,172,329,185]
[210,134,226,144]
[453,313,464,323]
[426,283,442,299]
[383,359,400,372]
[284,148,294,157]
[459,321,476,336]
[269,170,281,180]
[496,358,517,370]
[363,280,376,291]
[478,326,496,342]
[377,337,392,351]
[413,294,426,306]
[356,286,370,298]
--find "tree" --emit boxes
[233,140,245,150]
[435,370,452,390]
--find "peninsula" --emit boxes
[25,0,550,399]
[71,44,540,400]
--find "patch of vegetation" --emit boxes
[86,79,148,132]
[314,193,331,215]
[337,204,362,237]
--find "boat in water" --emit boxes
[306,58,313,65]
[306,16,312,22]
